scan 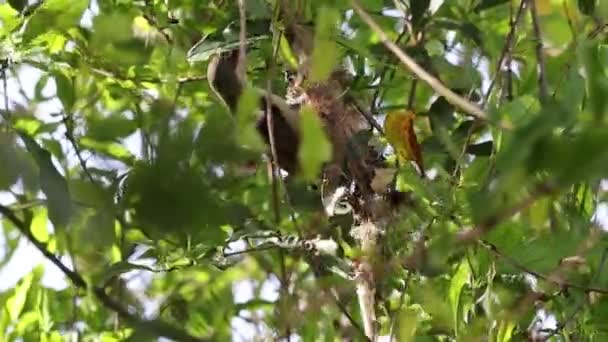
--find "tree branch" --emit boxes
[528,0,549,100]
[350,0,511,129]
[483,0,527,105]
[0,204,210,342]
[482,241,608,294]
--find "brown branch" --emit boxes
[351,98,385,135]
[62,115,99,189]
[528,0,549,100]
[237,0,248,82]
[350,0,511,129]
[0,204,209,342]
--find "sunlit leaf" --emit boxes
[30,207,49,243]
[582,42,608,122]
[13,117,42,136]
[187,35,269,62]
[79,137,135,164]
[23,0,88,42]
[448,261,470,335]
[0,3,20,32]
[310,7,340,82]
[6,272,33,321]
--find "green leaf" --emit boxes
[0,4,20,33]
[310,7,340,82]
[79,137,135,164]
[496,320,516,342]
[103,261,156,281]
[30,207,50,243]
[395,306,424,341]
[298,105,331,181]
[13,117,42,136]
[187,34,269,62]
[68,179,112,208]
[87,114,137,141]
[53,70,75,112]
[23,0,88,43]
[528,127,608,184]
[92,12,134,45]
[0,132,19,190]
[582,42,608,121]
[20,134,72,229]
[235,85,265,151]
[6,272,33,321]
[448,261,469,336]
[540,11,573,47]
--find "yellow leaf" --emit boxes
[536,0,553,16]
[384,111,425,177]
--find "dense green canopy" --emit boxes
[1,0,608,341]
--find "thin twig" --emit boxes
[482,241,608,294]
[0,204,209,342]
[388,273,411,341]
[264,9,296,340]
[142,0,173,44]
[370,27,410,112]
[330,289,369,340]
[1,61,9,121]
[539,248,608,341]
[62,114,99,189]
[237,0,248,82]
[265,16,302,236]
[350,0,507,129]
[483,0,527,105]
[528,0,549,100]
[504,1,516,102]
[351,98,384,135]
[509,228,603,338]
[407,79,418,110]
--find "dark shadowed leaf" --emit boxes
[474,0,510,12]
[298,105,331,181]
[19,134,72,229]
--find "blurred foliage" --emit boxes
[0,0,607,341]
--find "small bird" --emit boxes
[206,50,301,174]
[383,111,425,177]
